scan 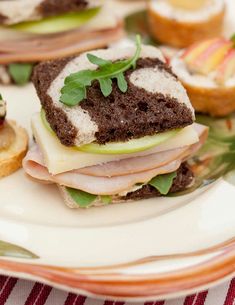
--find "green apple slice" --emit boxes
[78,130,179,154]
[10,8,100,34]
[41,109,55,135]
[41,109,180,154]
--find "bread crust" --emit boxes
[147,3,225,48]
[0,120,28,178]
[181,81,235,117]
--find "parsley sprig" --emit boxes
[60,35,142,106]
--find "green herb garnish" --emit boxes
[66,187,97,208]
[60,35,142,106]
[8,63,33,85]
[0,94,2,100]
[149,172,177,195]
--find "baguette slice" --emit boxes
[0,120,28,178]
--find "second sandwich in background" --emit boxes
[0,0,124,85]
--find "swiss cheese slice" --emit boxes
[32,113,199,175]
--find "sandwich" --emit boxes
[171,36,235,116]
[23,36,208,208]
[147,0,225,48]
[0,94,28,178]
[0,0,124,85]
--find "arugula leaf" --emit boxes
[66,187,97,208]
[0,94,2,100]
[99,78,113,97]
[101,195,112,205]
[149,172,177,195]
[60,35,142,106]
[116,73,128,93]
[87,54,111,67]
[60,86,86,106]
[8,63,33,85]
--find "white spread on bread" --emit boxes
[149,0,224,22]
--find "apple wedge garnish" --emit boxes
[189,39,232,75]
[215,49,235,85]
[181,38,219,65]
[169,0,206,10]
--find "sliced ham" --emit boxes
[23,124,208,195]
[55,161,181,195]
[76,147,189,177]
[24,154,181,195]
[0,21,124,64]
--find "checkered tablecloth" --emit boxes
[0,276,234,305]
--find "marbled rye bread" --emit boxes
[33,45,195,147]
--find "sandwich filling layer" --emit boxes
[33,45,194,147]
[31,113,199,175]
[58,162,194,208]
[23,120,207,205]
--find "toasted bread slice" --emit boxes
[0,120,28,178]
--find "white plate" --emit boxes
[0,0,235,301]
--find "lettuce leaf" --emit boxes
[149,172,177,195]
[8,63,33,85]
[66,187,97,208]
